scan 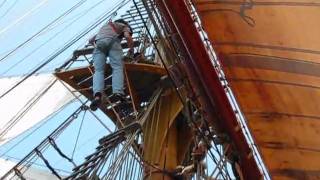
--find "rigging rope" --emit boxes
[0,0,19,19]
[1,1,181,179]
[133,0,187,112]
[2,154,72,174]
[13,167,26,180]
[0,98,76,158]
[0,0,7,9]
[71,109,87,159]
[133,1,237,178]
[0,0,49,37]
[48,137,77,167]
[1,103,87,179]
[0,0,130,100]
[38,0,109,35]
[35,148,62,179]
[63,87,163,179]
[0,0,87,63]
[1,0,110,75]
[56,78,113,133]
[0,78,57,140]
[0,1,132,176]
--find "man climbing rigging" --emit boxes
[89,19,134,111]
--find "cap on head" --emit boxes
[114,19,133,36]
[114,19,129,25]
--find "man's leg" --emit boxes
[90,47,106,110]
[92,47,106,96]
[109,42,124,95]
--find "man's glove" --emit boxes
[88,35,96,46]
[127,48,134,57]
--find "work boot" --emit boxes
[110,93,131,118]
[109,93,128,104]
[90,93,102,111]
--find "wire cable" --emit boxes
[0,0,130,100]
[0,99,76,158]
[0,79,57,140]
[0,0,87,63]
[1,103,86,179]
[0,0,109,76]
[0,0,7,9]
[0,0,19,19]
[37,0,109,36]
[0,0,49,37]
[71,110,86,159]
[2,155,72,174]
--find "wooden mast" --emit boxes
[142,89,183,179]
[55,62,193,179]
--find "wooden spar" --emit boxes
[193,0,320,179]
[55,62,194,179]
[142,89,184,179]
[55,63,167,124]
[157,0,263,179]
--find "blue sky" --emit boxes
[0,0,130,76]
[0,0,132,175]
[0,0,242,178]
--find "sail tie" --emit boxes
[13,168,26,180]
[35,148,62,179]
[48,137,77,167]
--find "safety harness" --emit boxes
[95,22,123,56]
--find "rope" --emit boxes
[2,154,72,174]
[0,0,19,19]
[56,78,113,133]
[162,90,172,180]
[35,148,62,179]
[0,0,87,63]
[13,167,26,180]
[0,0,7,9]
[188,1,269,178]
[133,0,185,105]
[0,0,128,100]
[71,109,87,159]
[146,0,236,178]
[78,88,164,179]
[0,99,75,158]
[103,132,138,179]
[1,104,86,179]
[0,78,57,140]
[48,137,77,167]
[0,0,49,37]
[0,0,113,76]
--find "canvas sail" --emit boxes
[193,1,320,179]
[0,74,75,146]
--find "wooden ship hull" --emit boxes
[193,0,320,179]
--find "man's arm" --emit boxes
[124,31,134,55]
[88,34,96,45]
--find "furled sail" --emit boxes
[0,74,75,146]
[193,0,320,179]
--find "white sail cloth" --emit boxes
[0,158,60,179]
[0,158,15,177]
[0,74,75,146]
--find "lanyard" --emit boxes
[108,22,120,35]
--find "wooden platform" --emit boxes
[55,63,166,122]
[194,1,320,179]
[55,62,194,179]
